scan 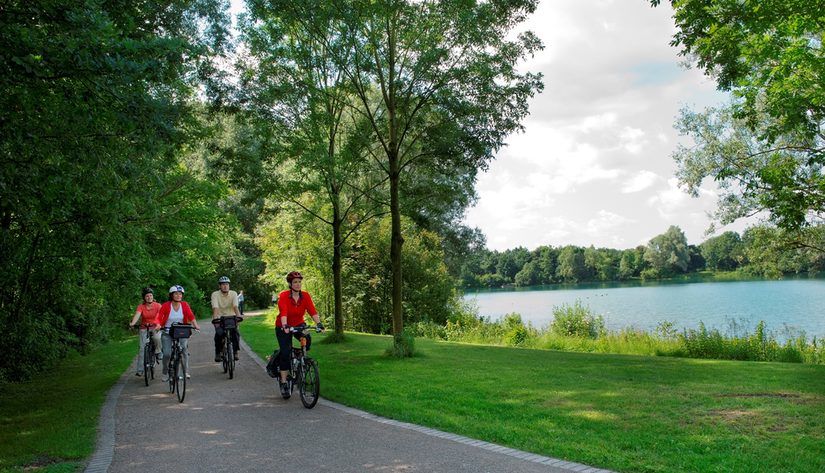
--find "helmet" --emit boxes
[218,276,230,284]
[141,287,154,297]
[286,271,303,284]
[168,285,185,294]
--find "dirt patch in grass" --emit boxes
[23,455,63,470]
[708,409,756,422]
[717,392,800,399]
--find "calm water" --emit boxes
[463,278,825,339]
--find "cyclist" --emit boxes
[275,271,324,397]
[128,287,162,377]
[157,285,201,381]
[211,276,241,362]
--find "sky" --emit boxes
[462,0,752,251]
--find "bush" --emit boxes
[502,313,529,346]
[550,301,604,339]
[386,328,416,358]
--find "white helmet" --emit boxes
[168,285,185,294]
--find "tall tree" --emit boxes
[262,0,543,350]
[237,3,388,339]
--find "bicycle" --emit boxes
[136,323,160,387]
[274,324,322,409]
[167,323,193,403]
[218,315,242,379]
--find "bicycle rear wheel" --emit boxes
[299,358,320,409]
[227,339,235,380]
[168,354,176,393]
[176,360,186,403]
[143,342,152,387]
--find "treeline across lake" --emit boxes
[458,225,825,288]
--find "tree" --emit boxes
[0,0,229,380]
[644,226,690,277]
[557,246,586,282]
[651,0,825,231]
[700,231,744,271]
[286,0,544,349]
[237,3,389,339]
[618,246,647,279]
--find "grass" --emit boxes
[0,338,134,473]
[3,315,824,473]
[241,315,825,473]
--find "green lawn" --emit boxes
[2,317,824,473]
[242,316,825,473]
[0,338,134,472]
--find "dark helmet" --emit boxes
[286,271,303,284]
[218,276,230,284]
[142,287,154,297]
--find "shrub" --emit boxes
[550,301,604,339]
[502,313,529,346]
[386,328,416,358]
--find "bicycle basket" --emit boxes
[220,317,237,329]
[170,324,192,339]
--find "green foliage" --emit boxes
[0,0,231,380]
[644,225,690,276]
[500,313,529,346]
[550,301,605,339]
[652,0,825,231]
[679,320,818,363]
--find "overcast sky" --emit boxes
[462,0,753,251]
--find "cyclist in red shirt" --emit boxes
[129,287,162,377]
[275,271,324,397]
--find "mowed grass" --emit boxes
[0,338,134,473]
[242,316,825,473]
[2,314,823,473]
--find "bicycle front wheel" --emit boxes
[299,358,320,409]
[176,360,186,403]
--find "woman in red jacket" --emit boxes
[275,271,324,397]
[157,285,201,381]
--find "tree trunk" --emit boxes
[332,194,344,336]
[389,149,403,337]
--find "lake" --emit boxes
[463,278,825,339]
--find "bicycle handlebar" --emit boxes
[285,324,323,334]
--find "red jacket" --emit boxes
[277,290,317,327]
[156,301,197,328]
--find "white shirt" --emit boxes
[166,303,184,328]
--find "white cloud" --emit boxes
[463,0,761,250]
[621,170,659,193]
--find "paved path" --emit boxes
[87,314,615,473]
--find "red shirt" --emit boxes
[156,301,197,328]
[135,302,162,325]
[277,290,317,327]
